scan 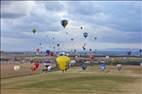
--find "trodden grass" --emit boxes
[1,66,142,94]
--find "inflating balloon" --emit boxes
[47,65,52,71]
[14,65,20,71]
[99,63,106,71]
[83,32,88,38]
[116,64,122,71]
[32,28,36,34]
[31,63,40,72]
[70,60,76,65]
[46,50,50,56]
[81,63,87,70]
[61,19,68,28]
[56,56,70,72]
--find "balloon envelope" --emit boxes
[70,60,76,64]
[32,29,36,34]
[56,56,70,71]
[61,19,68,28]
[71,38,74,41]
[99,63,106,71]
[47,65,52,71]
[83,32,88,38]
[46,50,50,55]
[57,43,60,47]
[14,65,20,71]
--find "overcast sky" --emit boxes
[1,1,142,52]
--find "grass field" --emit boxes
[1,64,142,94]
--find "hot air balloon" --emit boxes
[89,49,92,52]
[36,48,40,55]
[56,56,70,72]
[81,63,88,70]
[31,62,40,72]
[71,38,74,41]
[57,43,60,47]
[74,49,77,53]
[80,26,83,29]
[32,28,36,34]
[46,50,50,56]
[99,63,106,71]
[127,51,131,56]
[116,64,122,71]
[94,37,97,40]
[14,65,20,71]
[83,32,88,38]
[61,19,68,28]
[82,46,86,51]
[69,60,77,67]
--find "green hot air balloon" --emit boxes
[32,28,36,34]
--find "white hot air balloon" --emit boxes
[14,65,20,71]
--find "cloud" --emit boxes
[1,1,141,51]
[89,26,141,44]
[1,1,35,19]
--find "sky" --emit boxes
[1,1,142,52]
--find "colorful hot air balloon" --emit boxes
[56,56,70,72]
[83,32,88,38]
[99,63,106,71]
[61,19,68,28]
[46,50,50,56]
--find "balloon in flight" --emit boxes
[71,38,74,41]
[61,19,68,28]
[32,28,36,34]
[80,26,83,29]
[57,43,60,47]
[83,32,88,38]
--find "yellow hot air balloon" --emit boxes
[56,56,70,72]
